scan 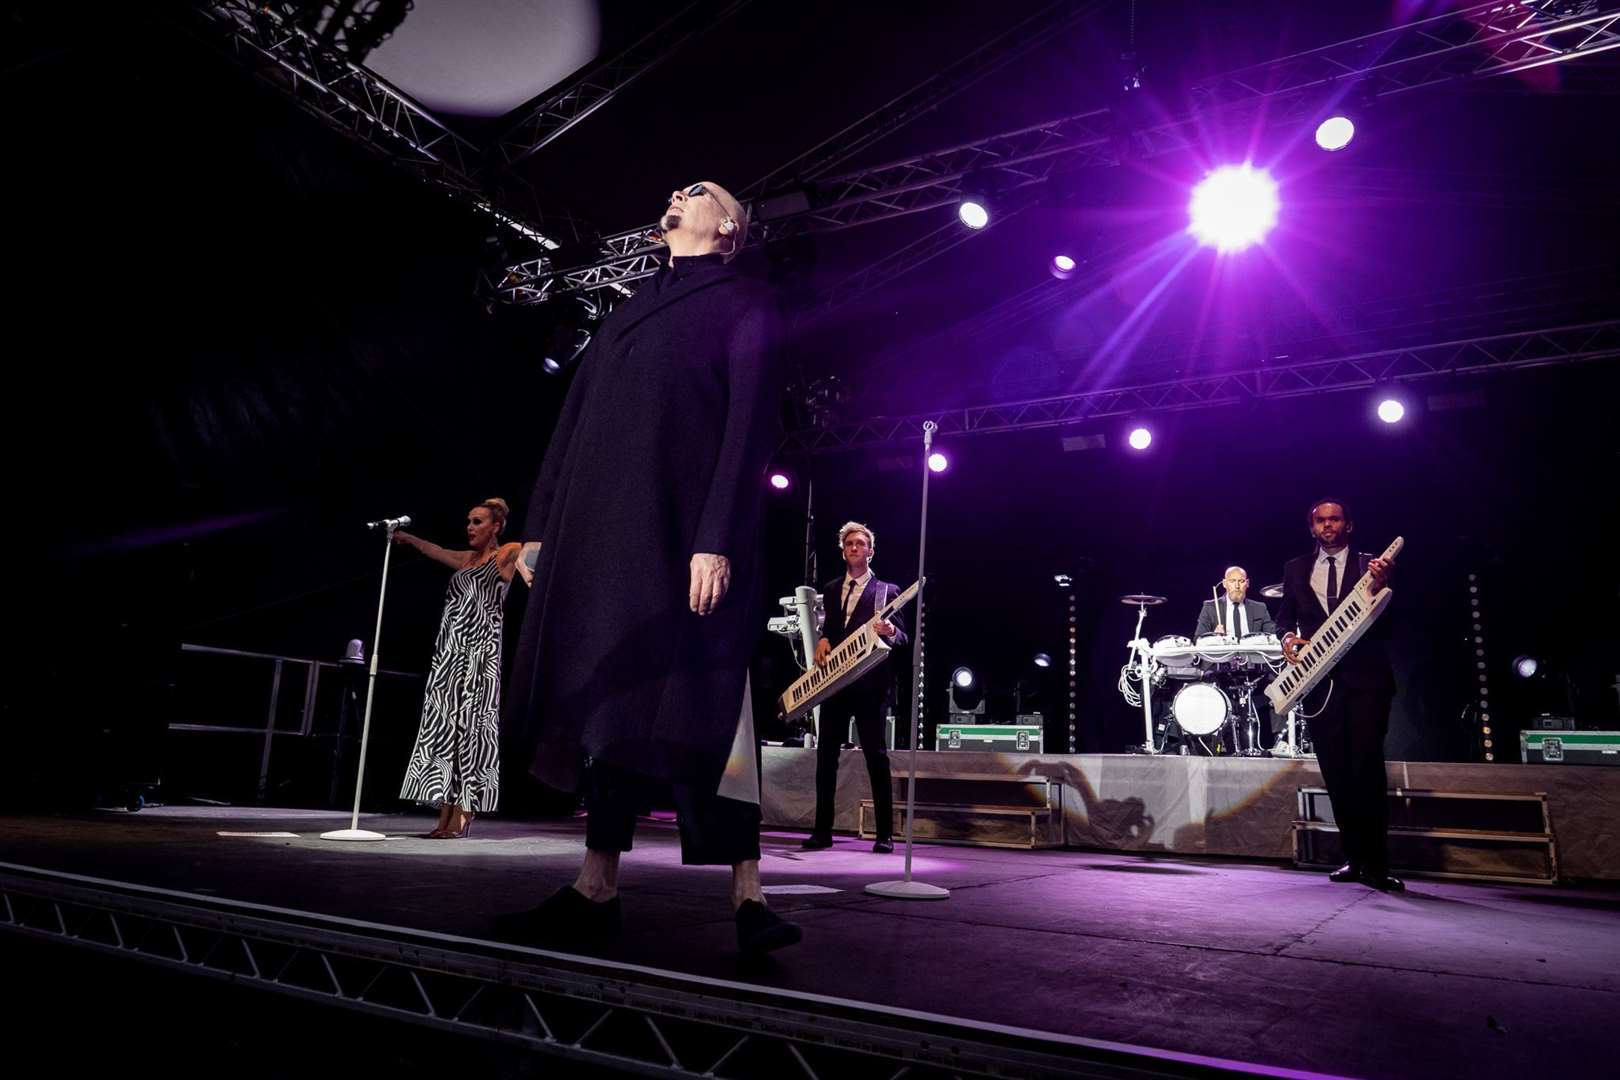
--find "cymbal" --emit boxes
[1259,583,1285,599]
[1119,594,1167,606]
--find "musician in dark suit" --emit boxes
[1195,566,1277,638]
[802,521,908,853]
[1277,498,1400,891]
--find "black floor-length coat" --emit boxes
[505,254,783,794]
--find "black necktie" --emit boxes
[1325,555,1339,610]
[843,579,859,621]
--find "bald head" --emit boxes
[662,180,749,261]
[1222,566,1249,604]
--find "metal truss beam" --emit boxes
[742,0,1108,195]
[796,0,1620,321]
[780,321,1620,454]
[491,0,753,170]
[491,1,1619,307]
[2,864,1267,1080]
[187,1,588,249]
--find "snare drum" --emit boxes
[1153,634,1193,655]
[1172,681,1230,736]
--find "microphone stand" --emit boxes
[867,421,950,901]
[321,523,399,841]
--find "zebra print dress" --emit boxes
[399,556,508,811]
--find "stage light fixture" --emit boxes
[1127,426,1152,450]
[1514,655,1540,679]
[927,451,950,473]
[953,667,975,690]
[1033,652,1052,668]
[1315,115,1355,151]
[958,198,990,229]
[1188,164,1278,253]
[949,666,986,714]
[1377,397,1406,424]
[768,471,791,491]
[1050,254,1077,280]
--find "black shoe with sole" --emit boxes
[800,834,834,850]
[735,900,803,954]
[492,886,622,947]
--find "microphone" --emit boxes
[366,516,412,530]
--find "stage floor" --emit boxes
[3,805,1617,1078]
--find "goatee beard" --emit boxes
[660,213,681,233]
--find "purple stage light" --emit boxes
[1051,254,1077,280]
[1127,426,1152,450]
[1315,115,1355,151]
[1513,655,1540,679]
[927,451,950,473]
[1377,398,1406,424]
[1187,164,1279,253]
[768,471,791,490]
[958,199,989,229]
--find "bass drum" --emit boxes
[1172,681,1231,736]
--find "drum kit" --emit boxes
[1119,591,1309,757]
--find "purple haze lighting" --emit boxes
[1315,115,1355,151]
[958,199,989,229]
[1187,164,1279,253]
[927,451,949,472]
[768,471,791,490]
[1051,253,1077,280]
[1127,426,1152,450]
[1377,398,1406,424]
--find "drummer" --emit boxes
[1195,566,1278,640]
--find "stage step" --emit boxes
[1293,786,1557,884]
[858,774,1064,849]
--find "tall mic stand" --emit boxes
[867,421,949,901]
[321,523,399,842]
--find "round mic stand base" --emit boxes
[865,879,950,900]
[319,827,387,842]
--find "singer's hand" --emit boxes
[689,553,731,615]
[391,530,414,546]
[515,542,541,586]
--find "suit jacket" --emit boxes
[820,573,909,701]
[1195,598,1277,638]
[1275,549,1394,692]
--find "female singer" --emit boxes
[392,499,521,838]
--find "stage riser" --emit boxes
[760,748,1620,881]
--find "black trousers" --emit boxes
[813,686,893,839]
[1308,681,1394,872]
[583,761,761,866]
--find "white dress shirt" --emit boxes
[1225,598,1250,637]
[840,569,873,623]
[1311,546,1352,614]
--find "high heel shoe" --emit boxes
[445,811,476,838]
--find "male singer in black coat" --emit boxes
[497,180,801,955]
[1277,499,1401,891]
[802,521,908,854]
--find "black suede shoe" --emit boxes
[1360,869,1405,892]
[800,834,834,850]
[492,886,621,947]
[872,838,894,854]
[735,899,802,954]
[1328,862,1362,883]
